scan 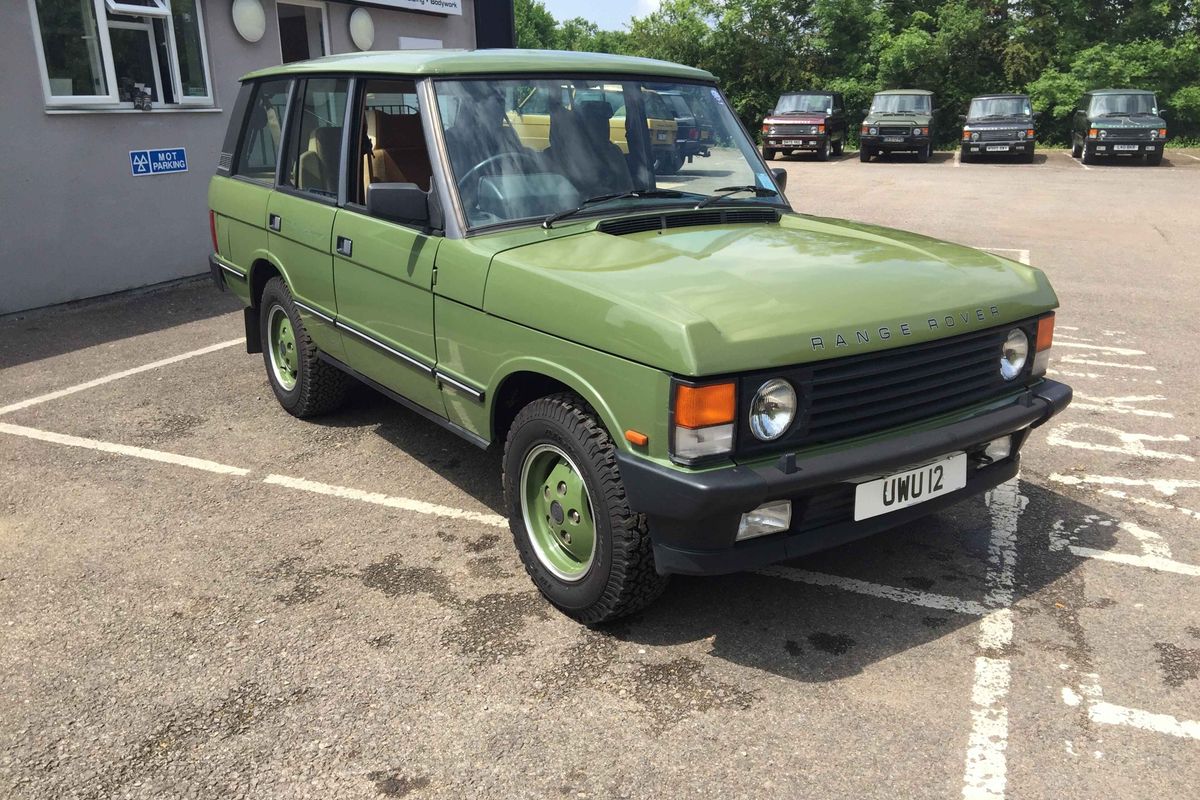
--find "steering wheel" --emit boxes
[456,150,544,210]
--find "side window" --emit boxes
[281,77,350,200]
[233,79,291,184]
[355,79,433,207]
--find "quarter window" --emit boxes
[29,0,213,108]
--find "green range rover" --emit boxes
[859,89,935,162]
[208,50,1071,623]
[1071,89,1168,166]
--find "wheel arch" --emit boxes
[489,362,624,450]
[247,253,290,309]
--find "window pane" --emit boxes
[283,78,349,198]
[235,79,291,184]
[358,79,430,205]
[171,0,208,99]
[108,23,159,102]
[35,0,109,97]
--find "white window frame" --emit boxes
[28,0,213,109]
[276,0,331,64]
[106,18,164,104]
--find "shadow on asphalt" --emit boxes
[0,277,241,369]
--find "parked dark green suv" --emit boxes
[860,90,935,162]
[1071,89,1168,166]
[960,94,1037,163]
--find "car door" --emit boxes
[331,78,443,415]
[268,76,351,360]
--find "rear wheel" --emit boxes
[259,277,350,418]
[832,137,844,156]
[1071,135,1082,159]
[503,394,668,624]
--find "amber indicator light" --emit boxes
[1036,315,1055,352]
[674,383,736,429]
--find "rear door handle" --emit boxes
[268,213,282,232]
[336,236,352,257]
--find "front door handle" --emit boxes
[336,236,352,257]
[268,213,282,232]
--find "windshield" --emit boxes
[1090,94,1158,116]
[871,93,931,114]
[968,97,1031,118]
[775,94,833,114]
[434,77,777,230]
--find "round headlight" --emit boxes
[1149,128,1158,139]
[769,126,777,135]
[749,379,797,441]
[1099,129,1107,139]
[971,132,980,142]
[809,125,818,135]
[1000,329,1029,381]
[1017,129,1026,139]
[869,126,878,135]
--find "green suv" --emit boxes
[859,89,935,162]
[1071,89,1168,166]
[209,50,1070,623]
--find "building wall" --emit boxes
[0,1,477,315]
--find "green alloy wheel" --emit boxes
[268,305,298,391]
[258,276,351,418]
[521,444,596,581]
[503,393,668,624]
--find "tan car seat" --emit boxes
[370,110,432,190]
[298,126,342,194]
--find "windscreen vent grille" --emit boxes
[598,207,781,236]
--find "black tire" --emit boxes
[1022,147,1035,164]
[832,136,844,156]
[859,147,871,162]
[1146,150,1163,166]
[503,393,668,624]
[762,147,776,161]
[960,146,972,164]
[1082,142,1097,165]
[816,139,830,162]
[259,277,350,418]
[917,143,931,163]
[1071,136,1082,158]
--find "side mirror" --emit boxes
[1033,111,1042,121]
[957,113,967,122]
[770,167,787,193]
[859,108,869,116]
[368,182,430,228]
[932,107,940,115]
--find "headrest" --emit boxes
[577,100,615,123]
[372,110,425,150]
[309,126,342,159]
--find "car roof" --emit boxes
[780,90,835,95]
[1088,88,1156,95]
[875,89,933,95]
[970,94,1029,100]
[241,48,716,82]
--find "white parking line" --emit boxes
[0,422,250,476]
[262,474,507,528]
[1184,154,1200,162]
[0,339,242,417]
[759,566,987,616]
[1059,356,1156,371]
[1064,674,1200,741]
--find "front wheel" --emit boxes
[960,146,972,164]
[1082,142,1097,165]
[917,143,931,163]
[1071,136,1082,158]
[259,277,350,418]
[859,147,871,162]
[816,139,830,161]
[1146,150,1163,166]
[762,147,776,161]
[832,136,844,156]
[503,394,668,624]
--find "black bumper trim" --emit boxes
[618,379,1071,524]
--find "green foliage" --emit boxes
[516,0,1200,143]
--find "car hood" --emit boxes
[965,115,1033,127]
[484,213,1058,376]
[1088,114,1166,128]
[864,113,931,126]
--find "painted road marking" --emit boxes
[1064,674,1200,741]
[0,339,242,417]
[759,567,987,616]
[961,479,1024,800]
[262,474,507,528]
[1049,473,1200,497]
[1059,356,1156,371]
[1047,423,1193,462]
[1055,342,1146,357]
[1049,518,1200,576]
[0,422,250,476]
[1071,393,1173,418]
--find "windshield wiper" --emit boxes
[693,185,779,210]
[542,188,689,229]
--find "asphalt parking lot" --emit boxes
[3,147,1199,799]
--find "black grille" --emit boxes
[980,129,1019,141]
[1105,129,1152,141]
[878,126,910,136]
[773,124,818,136]
[598,208,780,236]
[735,320,1038,458]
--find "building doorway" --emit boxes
[277,1,329,63]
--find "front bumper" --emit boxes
[618,379,1072,576]
[861,135,930,152]
[1090,139,1163,156]
[766,133,827,151]
[962,139,1035,155]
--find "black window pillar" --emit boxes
[474,0,515,48]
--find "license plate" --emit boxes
[986,145,1009,152]
[1113,144,1138,151]
[883,136,904,143]
[656,132,667,141]
[782,139,803,145]
[853,453,967,521]
[1146,145,1156,151]
[701,132,711,140]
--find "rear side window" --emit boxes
[281,77,350,200]
[234,79,292,184]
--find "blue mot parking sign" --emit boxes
[129,148,188,177]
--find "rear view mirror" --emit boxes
[368,183,430,228]
[770,167,788,193]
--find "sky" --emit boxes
[540,0,663,30]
